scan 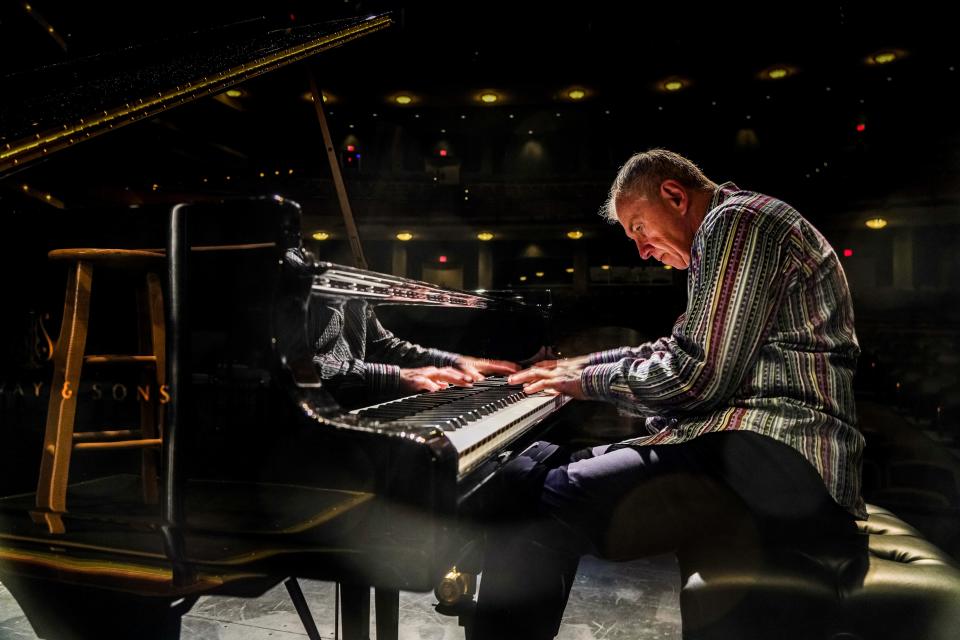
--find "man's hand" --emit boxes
[399,366,473,394]
[454,356,520,382]
[507,357,589,400]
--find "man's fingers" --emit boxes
[415,376,443,392]
[522,378,552,395]
[508,367,549,385]
[530,359,559,370]
[483,360,521,374]
[427,367,473,386]
[458,362,484,381]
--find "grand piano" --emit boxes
[0,11,572,640]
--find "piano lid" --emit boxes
[0,13,392,178]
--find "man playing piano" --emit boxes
[472,149,865,639]
[312,299,519,407]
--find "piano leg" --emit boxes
[284,578,322,640]
[374,588,400,640]
[339,584,400,640]
[339,583,371,640]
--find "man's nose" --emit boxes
[634,237,652,259]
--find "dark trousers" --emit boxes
[472,432,857,640]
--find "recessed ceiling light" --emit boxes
[874,51,897,64]
[311,231,330,241]
[480,93,499,104]
[395,95,413,105]
[866,49,905,65]
[477,232,494,241]
[568,89,586,100]
[566,230,584,240]
[865,218,888,229]
[396,232,414,241]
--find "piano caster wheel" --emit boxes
[435,567,477,608]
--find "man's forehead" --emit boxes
[615,195,652,222]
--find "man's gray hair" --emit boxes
[599,149,717,223]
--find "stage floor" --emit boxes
[0,554,681,639]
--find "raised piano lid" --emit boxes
[311,260,551,313]
[0,12,392,177]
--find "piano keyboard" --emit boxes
[352,378,569,477]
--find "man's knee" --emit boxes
[492,441,571,515]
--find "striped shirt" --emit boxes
[581,182,865,517]
[311,299,460,406]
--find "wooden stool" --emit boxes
[32,248,166,534]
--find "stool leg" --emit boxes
[32,261,93,534]
[138,272,165,505]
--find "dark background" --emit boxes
[2,1,959,550]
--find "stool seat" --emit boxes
[678,504,960,640]
[48,248,165,265]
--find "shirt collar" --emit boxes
[708,181,740,212]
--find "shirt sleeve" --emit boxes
[364,306,462,368]
[313,356,401,403]
[587,330,681,365]
[310,302,405,404]
[581,206,796,415]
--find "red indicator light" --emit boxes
[347,145,355,152]
[843,249,854,257]
[856,123,866,132]
[346,157,352,163]
[439,149,448,157]
[439,255,448,263]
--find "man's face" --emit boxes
[615,183,695,270]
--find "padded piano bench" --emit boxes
[677,504,960,640]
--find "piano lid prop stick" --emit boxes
[307,69,369,270]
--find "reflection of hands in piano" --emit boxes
[399,366,475,393]
[507,358,588,400]
[453,356,520,381]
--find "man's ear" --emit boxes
[660,180,688,213]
